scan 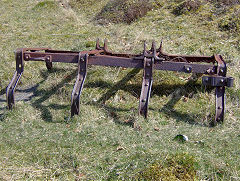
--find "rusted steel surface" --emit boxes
[71,53,88,117]
[6,49,24,109]
[139,57,154,118]
[6,39,234,124]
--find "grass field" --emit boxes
[0,0,240,180]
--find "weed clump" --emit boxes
[136,153,198,180]
[218,6,240,33]
[69,0,101,8]
[210,0,240,6]
[172,0,203,15]
[96,0,154,24]
[32,1,57,10]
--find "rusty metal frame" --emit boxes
[6,39,234,124]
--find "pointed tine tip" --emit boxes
[104,39,108,46]
[103,39,108,51]
[143,41,147,51]
[159,40,163,51]
[96,38,100,49]
[152,40,156,49]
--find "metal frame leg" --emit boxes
[6,49,24,109]
[46,62,52,70]
[139,57,154,118]
[71,53,88,117]
[215,87,225,124]
[214,55,227,125]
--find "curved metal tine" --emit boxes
[143,41,147,56]
[71,53,88,117]
[6,49,24,109]
[152,40,163,61]
[96,38,101,50]
[103,39,109,52]
[158,40,163,53]
[152,41,157,56]
[6,72,18,109]
[149,41,155,52]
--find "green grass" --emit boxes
[0,0,240,180]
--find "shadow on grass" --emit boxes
[0,87,6,96]
[1,67,214,126]
[0,67,78,122]
[98,68,141,104]
[0,87,7,120]
[85,70,214,127]
[30,68,78,122]
[159,78,212,127]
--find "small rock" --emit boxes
[117,146,124,151]
[154,127,160,131]
[174,134,189,142]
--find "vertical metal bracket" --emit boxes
[6,49,24,109]
[214,55,226,125]
[46,62,52,70]
[139,57,154,118]
[71,53,88,117]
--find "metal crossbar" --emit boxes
[6,39,234,125]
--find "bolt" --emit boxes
[186,67,191,72]
[220,79,224,83]
[205,77,209,82]
[142,99,146,102]
[220,69,224,73]
[146,63,151,67]
[46,57,50,61]
[25,55,29,60]
[218,106,222,109]
[145,83,149,86]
